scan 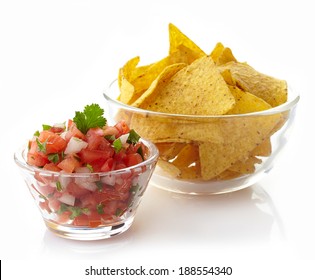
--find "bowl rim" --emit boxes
[14,138,159,177]
[103,79,300,118]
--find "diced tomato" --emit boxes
[102,200,119,216]
[101,158,115,172]
[103,126,119,138]
[73,214,90,226]
[124,153,143,167]
[86,130,111,151]
[49,126,65,134]
[86,210,102,227]
[114,150,126,163]
[114,163,127,170]
[80,193,98,208]
[27,152,49,167]
[48,198,61,212]
[39,200,51,213]
[93,188,121,204]
[43,163,61,172]
[65,119,85,141]
[38,130,67,154]
[115,178,132,193]
[57,156,81,173]
[56,211,72,224]
[88,158,107,172]
[114,120,130,137]
[86,127,104,137]
[79,149,114,164]
[67,181,90,198]
[37,183,56,197]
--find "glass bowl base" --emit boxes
[150,166,271,195]
[44,217,134,240]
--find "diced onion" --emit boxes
[64,137,88,154]
[58,192,75,206]
[74,179,97,191]
[119,133,129,144]
[101,175,116,186]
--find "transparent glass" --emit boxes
[14,139,158,240]
[103,79,300,195]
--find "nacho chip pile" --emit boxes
[116,23,288,181]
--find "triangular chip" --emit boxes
[210,42,237,65]
[129,113,223,143]
[229,156,262,174]
[132,63,187,108]
[141,56,235,115]
[168,44,204,65]
[226,85,272,114]
[198,113,281,180]
[169,23,206,56]
[218,62,288,107]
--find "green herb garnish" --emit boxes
[48,153,59,164]
[95,181,103,192]
[96,203,105,214]
[86,163,94,172]
[36,138,47,153]
[127,129,140,145]
[34,130,40,137]
[42,124,52,131]
[73,104,107,134]
[56,181,62,192]
[113,138,123,153]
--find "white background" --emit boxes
[1,0,315,279]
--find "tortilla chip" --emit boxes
[218,62,288,107]
[157,159,181,178]
[215,170,242,180]
[229,156,262,174]
[132,63,187,108]
[210,42,237,65]
[168,44,203,65]
[141,56,235,115]
[129,113,223,143]
[169,23,206,57]
[226,85,272,114]
[198,113,281,180]
[251,138,272,157]
[155,142,186,161]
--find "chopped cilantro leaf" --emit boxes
[113,138,122,153]
[33,130,40,137]
[48,153,59,164]
[68,206,83,219]
[137,146,144,160]
[127,129,140,145]
[96,203,104,214]
[57,203,68,215]
[36,138,47,153]
[129,184,140,195]
[56,181,62,192]
[73,104,107,134]
[95,181,103,192]
[115,208,123,217]
[105,135,115,141]
[42,124,52,131]
[86,163,94,172]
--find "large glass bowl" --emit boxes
[14,139,158,240]
[103,79,299,195]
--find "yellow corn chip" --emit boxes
[218,62,288,107]
[141,56,235,115]
[226,85,272,114]
[169,23,206,56]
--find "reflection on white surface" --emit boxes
[39,184,285,259]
